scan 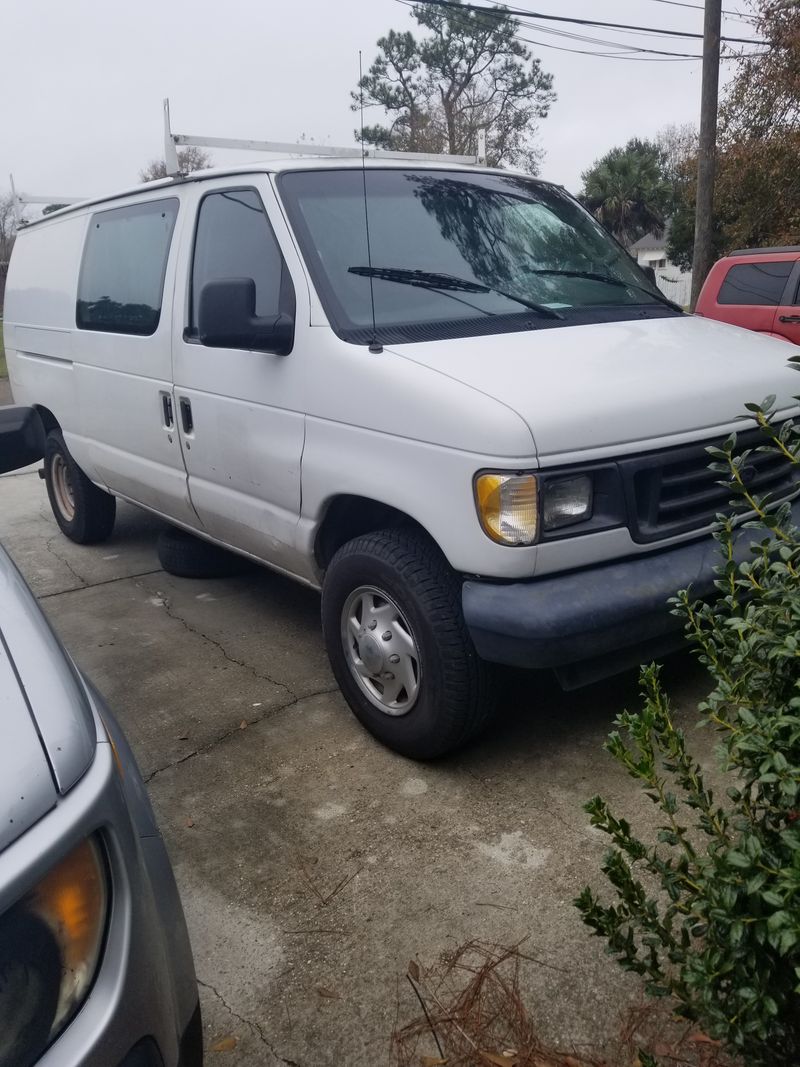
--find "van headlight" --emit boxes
[0,837,109,1067]
[541,474,593,531]
[474,471,597,545]
[474,472,538,545]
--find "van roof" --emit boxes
[20,156,554,227]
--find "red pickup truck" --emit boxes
[695,246,800,345]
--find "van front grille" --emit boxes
[620,425,800,543]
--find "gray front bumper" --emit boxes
[463,501,800,682]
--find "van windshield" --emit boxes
[278,168,680,345]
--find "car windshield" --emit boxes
[278,168,678,344]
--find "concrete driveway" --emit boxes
[0,405,716,1064]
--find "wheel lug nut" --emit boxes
[383,672,395,680]
[382,631,392,641]
[368,620,377,630]
[388,654,400,664]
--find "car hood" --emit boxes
[0,545,96,849]
[388,315,800,461]
[0,634,57,851]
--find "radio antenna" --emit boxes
[359,51,382,354]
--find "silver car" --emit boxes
[0,406,201,1066]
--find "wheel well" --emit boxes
[34,406,60,435]
[314,496,425,570]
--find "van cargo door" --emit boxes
[71,197,199,526]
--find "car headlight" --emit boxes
[474,472,538,545]
[0,837,109,1067]
[542,474,593,531]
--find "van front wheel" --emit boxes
[44,430,116,544]
[321,529,494,759]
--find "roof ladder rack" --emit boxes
[162,97,486,175]
[9,174,85,225]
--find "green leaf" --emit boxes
[576,452,800,1065]
[727,850,751,869]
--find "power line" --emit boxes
[520,37,762,60]
[514,37,705,59]
[522,28,706,55]
[511,16,763,57]
[412,0,767,45]
[397,0,706,57]
[513,17,707,53]
[396,0,766,61]
[642,0,755,22]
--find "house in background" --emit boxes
[630,227,693,308]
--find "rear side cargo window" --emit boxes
[77,198,179,335]
[717,261,793,306]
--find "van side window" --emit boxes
[77,199,179,335]
[717,261,793,306]
[190,189,286,335]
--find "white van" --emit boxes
[5,159,799,758]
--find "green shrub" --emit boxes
[575,388,800,1066]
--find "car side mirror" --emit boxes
[642,265,657,286]
[0,406,46,475]
[198,278,294,355]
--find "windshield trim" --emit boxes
[276,168,682,345]
[330,304,682,347]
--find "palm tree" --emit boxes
[580,140,669,248]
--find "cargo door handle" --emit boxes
[778,315,800,324]
[161,392,174,428]
[179,398,194,434]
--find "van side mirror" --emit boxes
[198,278,294,355]
[642,265,657,286]
[0,406,46,475]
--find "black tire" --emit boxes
[321,528,494,759]
[44,429,116,544]
[157,526,252,579]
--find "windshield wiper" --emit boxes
[348,266,564,320]
[524,268,683,312]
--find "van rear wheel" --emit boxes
[44,430,116,544]
[321,528,494,759]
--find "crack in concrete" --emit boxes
[142,582,298,702]
[39,568,163,600]
[44,536,88,588]
[143,686,340,784]
[197,977,303,1066]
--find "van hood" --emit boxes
[388,315,800,462]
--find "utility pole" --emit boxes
[690,0,722,310]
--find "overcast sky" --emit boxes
[1,0,753,202]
